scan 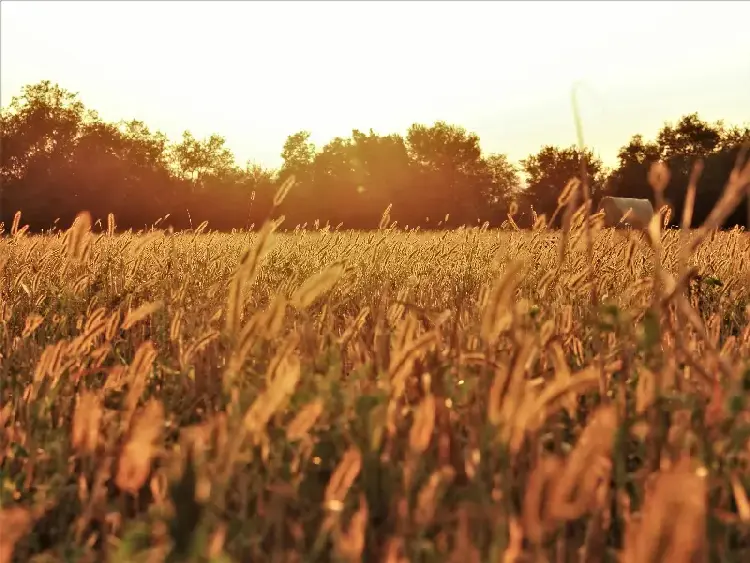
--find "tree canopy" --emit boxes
[1,81,748,232]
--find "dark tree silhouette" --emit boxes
[606,114,750,228]
[519,145,606,227]
[481,153,521,220]
[346,129,413,227]
[1,81,87,228]
[1,80,747,233]
[405,121,515,227]
[171,131,236,191]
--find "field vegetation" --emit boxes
[1,159,750,563]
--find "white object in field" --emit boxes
[597,197,655,229]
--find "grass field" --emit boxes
[2,182,750,562]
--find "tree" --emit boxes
[480,153,521,222]
[349,129,413,226]
[519,145,606,227]
[657,113,722,164]
[607,113,750,228]
[230,162,276,227]
[2,79,747,232]
[276,131,318,225]
[0,81,86,178]
[311,135,363,225]
[605,134,661,201]
[405,121,494,227]
[307,129,414,228]
[118,120,170,170]
[171,131,236,191]
[67,119,129,219]
[1,81,87,227]
[114,120,176,221]
[280,131,316,184]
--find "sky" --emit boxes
[2,1,749,171]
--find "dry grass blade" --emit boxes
[21,313,44,339]
[409,393,436,456]
[648,161,670,196]
[730,474,750,523]
[169,309,183,342]
[122,300,164,331]
[0,506,33,563]
[291,261,346,310]
[496,336,539,434]
[71,390,103,456]
[262,294,288,339]
[225,220,277,337]
[379,204,393,230]
[116,399,164,495]
[243,347,301,438]
[123,340,158,427]
[64,211,92,263]
[30,341,65,399]
[546,405,618,522]
[480,260,524,346]
[10,211,22,236]
[635,365,657,414]
[338,306,370,346]
[502,518,524,563]
[681,161,702,231]
[387,330,438,402]
[414,467,455,528]
[334,493,368,563]
[273,174,295,207]
[180,329,220,368]
[286,398,324,442]
[622,458,707,563]
[511,365,602,452]
[324,446,362,512]
[522,455,564,544]
[107,212,116,236]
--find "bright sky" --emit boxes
[2,1,749,171]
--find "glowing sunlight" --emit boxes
[3,1,748,169]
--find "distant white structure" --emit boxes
[597,197,655,229]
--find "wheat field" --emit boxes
[2,164,750,562]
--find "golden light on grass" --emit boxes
[0,148,748,560]
[333,493,368,562]
[225,219,277,337]
[115,399,164,495]
[291,260,346,310]
[71,390,103,456]
[286,398,324,442]
[63,211,93,264]
[0,507,32,563]
[122,300,164,331]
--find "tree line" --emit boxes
[1,80,748,233]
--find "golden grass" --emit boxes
[1,161,750,562]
